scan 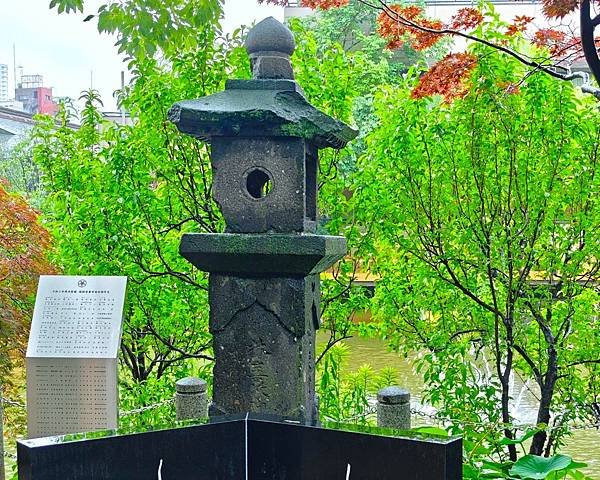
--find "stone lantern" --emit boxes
[168,17,357,424]
[18,19,462,480]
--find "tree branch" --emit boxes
[580,0,600,86]
[366,0,584,82]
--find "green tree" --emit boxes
[36,0,388,382]
[50,0,222,63]
[0,140,41,202]
[294,0,447,74]
[266,0,600,100]
[33,0,249,381]
[289,18,393,356]
[356,24,600,467]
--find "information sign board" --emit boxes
[26,276,126,438]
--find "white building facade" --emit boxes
[0,64,9,102]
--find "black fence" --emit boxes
[18,415,462,480]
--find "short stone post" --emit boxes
[175,377,208,421]
[377,386,411,430]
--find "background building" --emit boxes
[0,99,24,111]
[15,74,59,116]
[283,0,588,79]
[283,0,313,19]
[0,64,9,102]
[283,0,556,21]
[0,107,34,146]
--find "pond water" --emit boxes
[317,332,600,478]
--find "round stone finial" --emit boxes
[245,16,295,56]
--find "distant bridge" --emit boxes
[0,107,79,148]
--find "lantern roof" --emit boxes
[168,17,358,150]
[168,80,357,150]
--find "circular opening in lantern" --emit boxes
[245,168,273,199]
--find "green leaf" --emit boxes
[509,455,572,479]
[412,426,448,437]
[498,429,538,446]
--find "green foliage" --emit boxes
[33,2,598,476]
[118,356,212,431]
[293,0,447,76]
[36,0,391,385]
[33,0,251,382]
[471,452,592,479]
[354,18,600,467]
[118,375,178,430]
[49,0,83,14]
[0,140,42,205]
[509,454,587,479]
[316,342,400,424]
[50,0,223,63]
[288,18,391,351]
[39,0,390,385]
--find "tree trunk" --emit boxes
[501,379,517,460]
[499,343,517,461]
[529,347,558,455]
[581,0,600,86]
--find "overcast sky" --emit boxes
[0,1,284,110]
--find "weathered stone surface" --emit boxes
[377,386,410,405]
[175,377,208,421]
[210,137,309,233]
[209,275,320,423]
[225,79,304,93]
[168,16,357,148]
[245,17,296,80]
[180,233,347,275]
[250,55,294,80]
[245,17,295,56]
[377,386,411,430]
[168,86,357,150]
[176,377,207,394]
[172,16,355,426]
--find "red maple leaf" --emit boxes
[506,15,535,36]
[258,0,349,7]
[412,52,478,102]
[0,181,54,365]
[377,5,446,51]
[541,0,578,18]
[448,8,484,30]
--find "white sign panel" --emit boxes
[27,276,127,359]
[26,358,118,438]
[26,275,127,438]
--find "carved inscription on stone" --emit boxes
[26,276,126,438]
